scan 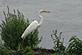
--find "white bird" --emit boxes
[21,9,50,39]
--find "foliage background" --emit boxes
[0,6,41,55]
[0,7,82,55]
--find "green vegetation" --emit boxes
[0,6,41,55]
[0,7,82,55]
[51,30,66,55]
[66,36,82,55]
[51,30,82,55]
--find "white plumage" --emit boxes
[21,20,39,39]
[21,9,50,39]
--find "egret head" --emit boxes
[39,9,51,16]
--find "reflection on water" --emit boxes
[0,0,82,49]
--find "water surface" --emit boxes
[0,0,82,49]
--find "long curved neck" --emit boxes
[38,15,43,26]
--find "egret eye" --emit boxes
[40,10,50,13]
[39,9,50,13]
[39,9,51,16]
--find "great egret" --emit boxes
[21,9,50,39]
